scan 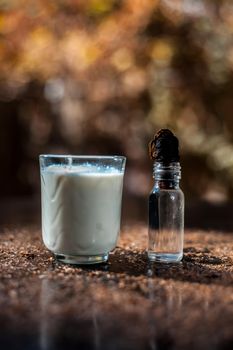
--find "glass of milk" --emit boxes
[39,155,126,265]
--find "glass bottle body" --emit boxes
[148,176,184,263]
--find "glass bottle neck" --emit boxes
[153,162,181,190]
[154,180,180,190]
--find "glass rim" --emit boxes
[39,154,126,161]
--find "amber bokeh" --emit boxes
[1,0,233,223]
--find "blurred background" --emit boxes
[1,0,233,229]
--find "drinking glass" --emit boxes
[39,155,126,264]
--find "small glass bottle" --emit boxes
[148,162,184,263]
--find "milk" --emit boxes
[40,165,124,256]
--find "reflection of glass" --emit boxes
[39,278,53,350]
[39,278,102,350]
[39,155,126,264]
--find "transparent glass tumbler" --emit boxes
[39,155,126,265]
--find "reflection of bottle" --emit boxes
[148,130,184,263]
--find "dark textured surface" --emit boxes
[0,226,232,350]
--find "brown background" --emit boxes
[1,0,233,229]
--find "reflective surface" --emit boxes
[0,226,232,349]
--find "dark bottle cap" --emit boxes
[149,129,180,164]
